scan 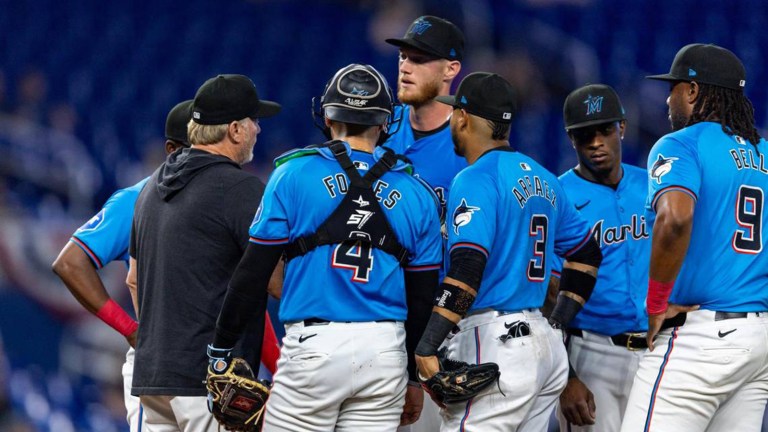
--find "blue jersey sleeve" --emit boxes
[553,187,592,258]
[71,180,146,267]
[446,171,496,258]
[647,135,700,212]
[405,181,443,271]
[249,165,291,245]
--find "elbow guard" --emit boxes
[566,236,602,268]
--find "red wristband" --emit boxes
[96,299,138,337]
[647,278,675,315]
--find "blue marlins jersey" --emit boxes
[447,148,593,312]
[249,143,442,323]
[554,165,650,334]
[71,177,150,268]
[384,105,467,218]
[647,122,768,311]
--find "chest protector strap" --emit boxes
[284,141,410,265]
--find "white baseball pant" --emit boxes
[557,330,645,432]
[122,347,146,432]
[263,320,407,432]
[440,309,568,432]
[139,395,218,432]
[621,309,768,432]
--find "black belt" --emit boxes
[715,312,751,321]
[303,318,396,326]
[567,328,648,351]
[660,311,760,330]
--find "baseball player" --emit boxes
[51,99,193,432]
[552,84,651,431]
[384,15,467,222]
[620,44,768,431]
[384,16,467,431]
[414,72,603,432]
[207,63,442,431]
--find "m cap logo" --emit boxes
[410,18,432,35]
[583,95,603,116]
[650,153,679,184]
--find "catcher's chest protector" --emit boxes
[284,140,409,265]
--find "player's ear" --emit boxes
[687,81,700,104]
[443,60,461,82]
[618,121,626,140]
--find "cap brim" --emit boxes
[646,73,680,82]
[255,100,282,118]
[565,117,625,131]
[385,37,444,59]
[434,95,457,106]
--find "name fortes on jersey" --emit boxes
[322,172,402,209]
[591,214,649,247]
[513,175,557,209]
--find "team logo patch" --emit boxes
[650,153,679,184]
[583,94,603,115]
[452,199,480,235]
[78,209,105,232]
[251,202,264,227]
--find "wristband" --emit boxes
[647,278,675,315]
[96,299,138,337]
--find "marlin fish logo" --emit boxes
[410,18,432,35]
[350,86,369,96]
[584,94,604,115]
[452,199,480,235]
[650,154,679,184]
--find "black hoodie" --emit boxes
[129,147,266,396]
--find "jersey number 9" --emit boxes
[733,185,764,254]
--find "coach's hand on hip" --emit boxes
[647,303,699,351]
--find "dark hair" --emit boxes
[687,83,761,145]
[485,119,511,140]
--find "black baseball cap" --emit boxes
[385,15,464,62]
[322,64,393,126]
[165,99,193,145]
[646,43,746,91]
[563,84,625,131]
[192,74,281,125]
[435,72,516,123]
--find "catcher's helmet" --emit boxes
[321,64,393,126]
[313,64,401,142]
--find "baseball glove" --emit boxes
[206,357,270,432]
[420,348,501,405]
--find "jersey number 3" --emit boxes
[733,185,764,254]
[528,215,548,281]
[332,241,374,282]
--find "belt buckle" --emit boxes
[625,332,645,351]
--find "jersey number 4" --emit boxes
[733,185,764,254]
[332,241,374,282]
[528,215,548,281]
